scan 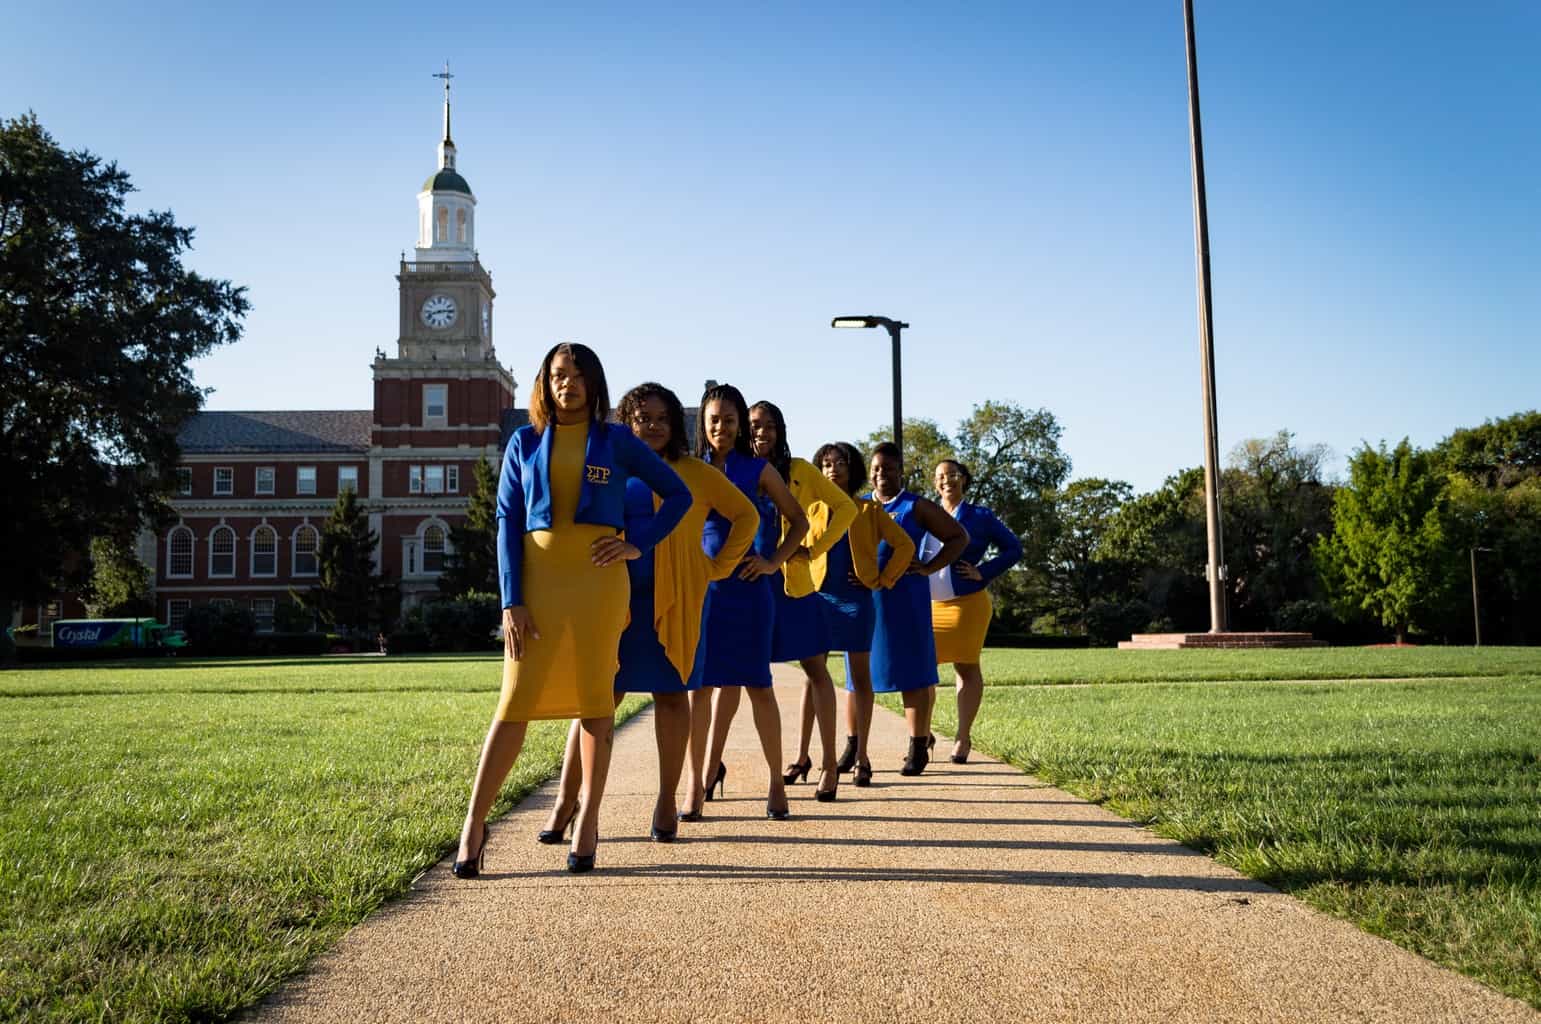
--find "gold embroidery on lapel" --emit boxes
[585,465,611,485]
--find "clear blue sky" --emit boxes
[6,2,1537,492]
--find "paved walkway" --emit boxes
[258,665,1537,1023]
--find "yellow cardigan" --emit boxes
[650,456,759,682]
[844,495,916,590]
[780,457,858,598]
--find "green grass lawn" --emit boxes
[0,653,645,1024]
[896,648,1541,1008]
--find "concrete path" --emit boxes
[257,665,1537,1023]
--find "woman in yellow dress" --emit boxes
[539,382,758,841]
[454,344,691,876]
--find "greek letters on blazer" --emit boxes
[496,421,692,608]
[943,501,1023,597]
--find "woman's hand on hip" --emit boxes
[590,536,641,567]
[737,555,778,581]
[503,606,540,660]
[955,560,983,582]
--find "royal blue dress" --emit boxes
[692,452,775,688]
[819,534,875,654]
[615,476,703,694]
[769,498,833,661]
[868,490,939,693]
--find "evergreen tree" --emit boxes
[1315,439,1453,644]
[440,457,498,597]
[296,489,379,636]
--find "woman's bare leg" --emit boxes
[794,680,815,765]
[847,651,875,767]
[458,716,529,861]
[542,719,584,833]
[953,662,984,757]
[745,686,789,812]
[799,654,838,793]
[683,688,712,814]
[573,715,614,857]
[703,685,742,793]
[652,692,690,828]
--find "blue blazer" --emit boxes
[945,502,1022,597]
[497,421,692,607]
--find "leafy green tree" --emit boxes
[1316,439,1454,644]
[951,401,1071,546]
[83,536,154,616]
[440,457,498,597]
[295,490,379,636]
[860,417,955,495]
[1435,410,1541,489]
[1101,467,1210,631]
[1043,478,1134,632]
[0,113,247,620]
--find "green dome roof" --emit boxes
[423,168,473,195]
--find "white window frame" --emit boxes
[166,599,190,631]
[337,465,358,494]
[292,525,320,577]
[175,467,192,496]
[409,465,423,494]
[208,526,236,579]
[422,524,448,574]
[296,466,317,496]
[255,466,276,495]
[252,598,276,634]
[425,465,446,495]
[423,384,448,427]
[447,465,459,493]
[167,526,194,579]
[251,525,278,578]
[214,466,234,496]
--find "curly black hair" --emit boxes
[618,382,687,461]
[813,441,868,497]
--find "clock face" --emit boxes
[420,294,457,329]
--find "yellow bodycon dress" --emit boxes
[495,421,631,721]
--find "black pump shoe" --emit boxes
[765,801,791,820]
[814,768,838,803]
[834,735,859,774]
[567,832,598,873]
[703,762,727,801]
[783,757,812,784]
[451,822,492,879]
[536,805,577,845]
[854,760,874,787]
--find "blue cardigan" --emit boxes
[944,502,1023,597]
[496,421,692,608]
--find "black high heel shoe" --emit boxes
[536,804,577,845]
[567,831,598,873]
[814,768,838,803]
[702,762,727,802]
[928,733,937,752]
[451,821,492,879]
[650,806,677,843]
[900,736,930,776]
[765,797,791,820]
[782,757,812,784]
[951,739,971,765]
[834,735,858,774]
[854,760,873,787]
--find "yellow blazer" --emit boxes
[650,456,758,682]
[781,457,858,598]
[844,495,916,590]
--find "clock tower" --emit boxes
[370,66,518,604]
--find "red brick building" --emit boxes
[147,82,521,633]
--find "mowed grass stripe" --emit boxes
[0,655,647,1023]
[898,673,1541,1008]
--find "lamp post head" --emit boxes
[831,315,909,330]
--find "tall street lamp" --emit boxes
[1183,0,1229,633]
[832,316,909,455]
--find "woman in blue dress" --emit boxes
[695,384,809,819]
[865,441,967,775]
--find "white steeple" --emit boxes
[415,62,476,263]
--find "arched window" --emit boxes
[252,526,277,577]
[422,524,447,573]
[168,526,194,578]
[209,526,236,578]
[436,206,448,242]
[293,525,320,576]
[456,208,467,243]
